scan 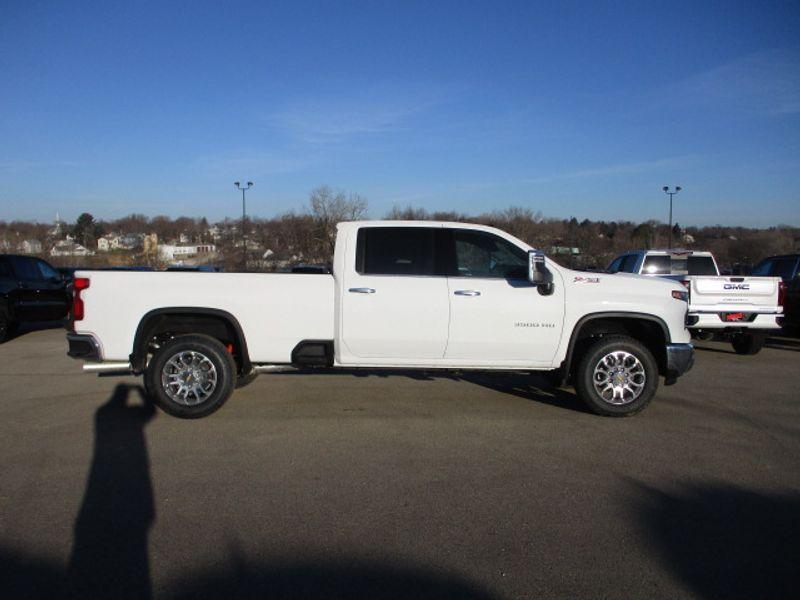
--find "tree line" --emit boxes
[1,185,797,271]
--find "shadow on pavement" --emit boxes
[278,368,590,414]
[0,383,495,600]
[632,480,800,599]
[65,383,156,599]
[6,320,65,342]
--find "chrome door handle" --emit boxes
[454,290,481,296]
[349,287,376,294]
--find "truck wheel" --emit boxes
[574,335,658,417]
[731,332,766,355]
[145,334,236,419]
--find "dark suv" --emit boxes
[751,254,800,331]
[0,255,70,342]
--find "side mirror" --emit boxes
[528,249,546,285]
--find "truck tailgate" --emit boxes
[689,276,782,312]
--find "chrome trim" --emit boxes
[348,287,376,294]
[83,362,132,374]
[454,290,481,296]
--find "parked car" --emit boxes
[751,254,799,332]
[67,221,694,419]
[1,255,70,342]
[607,249,783,354]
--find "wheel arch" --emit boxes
[560,312,671,381]
[130,307,251,375]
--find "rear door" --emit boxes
[340,226,449,360]
[33,259,69,320]
[6,256,41,321]
[443,229,565,365]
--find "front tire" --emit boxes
[574,335,659,417]
[731,332,765,355]
[144,334,236,419]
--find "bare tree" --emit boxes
[309,185,368,259]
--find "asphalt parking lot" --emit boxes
[1,325,798,599]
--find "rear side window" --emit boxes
[607,256,624,273]
[768,257,799,281]
[751,259,772,276]
[36,260,60,280]
[356,227,435,276]
[0,259,12,278]
[620,254,639,273]
[7,256,41,280]
[687,256,718,276]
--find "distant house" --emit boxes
[19,240,43,254]
[158,243,216,261]
[50,240,94,257]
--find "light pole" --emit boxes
[662,185,682,249]
[234,181,253,270]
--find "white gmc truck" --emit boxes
[608,249,784,354]
[67,221,694,418]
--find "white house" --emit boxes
[19,240,43,254]
[158,243,216,261]
[50,240,95,257]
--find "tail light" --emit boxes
[72,277,90,321]
[778,280,787,307]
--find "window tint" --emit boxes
[751,260,772,276]
[687,256,718,276]
[642,255,671,275]
[607,256,624,273]
[452,230,528,279]
[7,256,41,279]
[37,260,60,280]
[620,254,639,273]
[357,227,435,276]
[0,259,12,278]
[769,257,798,281]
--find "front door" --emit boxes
[340,226,449,361]
[444,229,565,366]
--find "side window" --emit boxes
[769,257,798,281]
[7,256,41,280]
[607,256,624,273]
[36,260,60,280]
[356,227,435,276]
[0,259,12,278]
[620,254,639,273]
[751,259,772,276]
[452,230,528,279]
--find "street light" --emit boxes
[662,185,682,249]
[234,181,253,270]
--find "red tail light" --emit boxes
[778,280,787,307]
[72,277,90,321]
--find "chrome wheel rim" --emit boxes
[161,350,218,405]
[592,350,646,405]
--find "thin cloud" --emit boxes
[458,156,694,191]
[671,49,800,117]
[267,86,454,144]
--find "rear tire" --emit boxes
[731,332,766,355]
[144,334,236,419]
[574,335,659,417]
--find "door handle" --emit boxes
[454,290,481,296]
[349,287,376,294]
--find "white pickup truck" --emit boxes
[607,249,784,354]
[67,221,694,418]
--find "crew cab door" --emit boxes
[443,229,565,366]
[340,226,449,360]
[5,256,68,321]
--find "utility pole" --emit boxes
[234,181,253,270]
[662,186,682,249]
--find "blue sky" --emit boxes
[1,0,799,226]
